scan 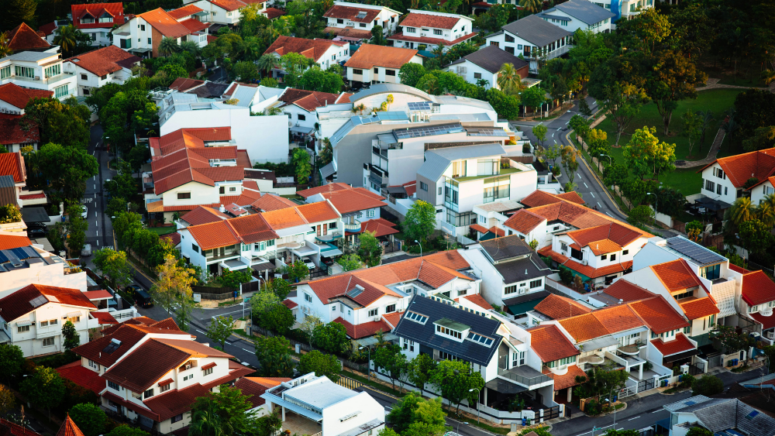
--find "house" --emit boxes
[663,396,775,436]
[275,88,339,141]
[71,318,253,434]
[261,373,385,436]
[485,15,573,73]
[590,0,654,26]
[64,45,141,97]
[415,143,538,237]
[111,7,210,58]
[740,271,775,340]
[0,83,51,152]
[388,9,476,51]
[0,152,49,208]
[263,36,350,76]
[71,3,127,47]
[323,1,400,41]
[294,251,480,340]
[697,147,775,209]
[0,51,77,100]
[3,23,56,53]
[187,0,267,27]
[303,186,387,246]
[157,92,289,164]
[460,235,553,312]
[470,200,525,239]
[526,324,584,403]
[448,45,530,90]
[537,0,615,34]
[344,44,422,87]
[393,295,557,415]
[0,284,100,357]
[0,235,87,295]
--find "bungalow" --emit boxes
[0,84,51,152]
[697,147,775,209]
[344,44,422,87]
[187,0,267,27]
[263,36,350,76]
[485,15,573,73]
[323,1,400,41]
[537,0,615,34]
[71,3,127,47]
[0,51,77,100]
[3,23,56,53]
[64,45,141,97]
[448,45,530,90]
[388,9,476,52]
[112,7,210,58]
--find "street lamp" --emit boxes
[469,388,481,424]
[414,239,422,257]
[598,154,613,166]
[646,192,658,225]
[359,346,371,381]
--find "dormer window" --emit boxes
[99,13,113,23]
[434,318,468,341]
[179,360,197,371]
[405,311,428,325]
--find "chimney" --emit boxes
[219,204,225,213]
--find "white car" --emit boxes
[81,243,92,257]
[81,205,88,219]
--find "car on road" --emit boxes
[81,243,92,257]
[125,285,153,308]
[81,205,88,219]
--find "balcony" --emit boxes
[440,220,456,235]
[580,355,605,365]
[497,365,552,388]
[454,167,521,182]
[618,344,642,356]
[344,219,362,233]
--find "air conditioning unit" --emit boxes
[680,364,689,375]
[582,259,588,265]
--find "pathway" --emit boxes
[675,128,726,169]
[695,78,775,92]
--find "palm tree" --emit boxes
[188,402,225,436]
[266,106,283,115]
[432,44,445,66]
[352,103,366,116]
[729,197,754,226]
[53,25,78,56]
[520,0,543,14]
[497,63,523,95]
[158,37,180,57]
[0,33,12,58]
[257,54,280,75]
[756,201,775,227]
[180,40,201,57]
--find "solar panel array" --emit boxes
[468,128,510,137]
[0,246,41,272]
[666,237,726,266]
[394,123,464,139]
[407,102,431,111]
[29,295,47,308]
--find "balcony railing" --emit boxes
[344,219,362,232]
[497,367,552,387]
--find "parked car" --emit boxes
[81,205,88,219]
[28,226,47,238]
[125,285,153,308]
[81,243,92,257]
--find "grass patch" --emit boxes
[448,413,510,435]
[731,364,749,373]
[218,300,238,307]
[146,226,177,236]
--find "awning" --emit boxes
[16,320,32,327]
[320,246,343,257]
[66,311,82,318]
[354,333,398,347]
[486,377,527,394]
[507,299,542,316]
[580,335,619,350]
[158,378,173,387]
[201,362,217,371]
[290,126,314,135]
[663,348,701,364]
[694,197,731,211]
[386,186,406,195]
[260,394,323,422]
[251,262,276,273]
[222,259,248,270]
[319,162,336,180]
[21,207,50,224]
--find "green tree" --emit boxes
[20,367,65,418]
[281,52,314,87]
[31,143,98,201]
[728,197,755,226]
[69,403,108,436]
[0,385,15,416]
[622,126,676,179]
[151,254,197,331]
[532,125,548,147]
[404,200,436,245]
[106,426,149,436]
[292,148,312,183]
[338,253,363,272]
[3,0,36,30]
[374,344,408,392]
[217,268,253,288]
[0,33,11,59]
[264,278,292,300]
[93,248,133,290]
[0,344,24,385]
[297,350,340,382]
[312,322,350,355]
[628,205,655,226]
[682,110,704,158]
[387,393,446,435]
[692,374,723,396]
[520,0,542,14]
[644,50,707,135]
[408,354,437,395]
[497,63,523,95]
[579,99,593,117]
[738,219,774,255]
[159,37,181,57]
[358,231,382,267]
[598,82,649,146]
[53,25,78,56]
[251,290,281,318]
[520,85,545,115]
[233,61,259,82]
[371,25,386,45]
[257,55,280,75]
[65,204,88,257]
[254,336,295,377]
[430,360,485,414]
[560,145,581,184]
[711,325,754,354]
[486,88,521,120]
[189,385,258,436]
[258,304,294,334]
[319,137,333,165]
[298,66,344,94]
[399,63,427,87]
[686,428,713,436]
[586,128,609,158]
[22,98,91,149]
[742,126,775,152]
[299,315,321,347]
[206,315,234,350]
[62,321,80,350]
[569,115,591,141]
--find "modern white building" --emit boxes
[261,373,385,436]
[323,1,400,41]
[537,0,615,34]
[485,15,573,73]
[0,235,88,297]
[590,0,654,25]
[663,396,775,436]
[71,3,127,47]
[0,52,77,100]
[64,46,141,97]
[388,9,476,51]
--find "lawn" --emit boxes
[146,225,177,236]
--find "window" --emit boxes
[141,24,146,31]
[610,254,616,261]
[160,384,170,393]
[68,316,81,323]
[405,312,428,324]
[107,380,120,391]
[183,374,193,381]
[368,309,378,317]
[43,337,55,347]
[359,23,366,28]
[683,326,691,334]
[88,359,100,370]
[505,47,514,55]
[172,414,183,423]
[17,325,30,333]
[474,72,482,79]
[438,187,442,195]
[44,64,61,78]
[305,293,312,302]
[406,27,416,33]
[177,192,191,200]
[468,333,494,346]
[385,304,396,313]
[504,285,517,295]
[505,35,515,43]
[144,389,154,399]
[560,242,568,252]
[298,114,306,121]
[353,69,363,75]
[714,168,726,179]
[337,19,344,24]
[203,367,213,376]
[420,181,428,191]
[529,279,542,289]
[385,69,395,76]
[704,179,715,192]
[191,243,200,254]
[267,239,275,246]
[332,305,337,312]
[601,254,608,260]
[436,324,462,339]
[40,320,48,327]
[229,187,236,192]
[623,250,629,255]
[147,38,152,44]
[433,29,442,35]
[54,85,69,98]
[15,66,34,78]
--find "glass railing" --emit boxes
[497,368,552,386]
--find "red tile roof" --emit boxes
[5,23,51,51]
[57,415,85,436]
[279,88,339,112]
[83,290,113,300]
[680,297,720,320]
[187,213,278,250]
[538,246,633,279]
[325,26,374,40]
[210,0,249,12]
[489,226,505,237]
[698,148,775,189]
[559,313,610,342]
[264,36,338,63]
[387,31,477,46]
[0,114,40,146]
[90,311,118,325]
[359,218,399,237]
[528,199,652,238]
[461,294,493,311]
[72,3,124,30]
[297,182,351,199]
[235,377,290,408]
[381,311,403,329]
[66,46,140,77]
[179,18,210,34]
[345,44,419,70]
[251,193,298,212]
[320,187,385,214]
[535,294,592,319]
[548,364,586,391]
[282,299,298,309]
[56,361,105,394]
[151,144,246,195]
[181,206,229,225]
[650,259,705,292]
[0,419,43,436]
[520,190,581,208]
[0,284,95,322]
[137,8,193,38]
[400,12,461,29]
[169,78,205,92]
[566,222,643,254]
[161,231,181,246]
[334,316,392,339]
[0,235,32,250]
[604,279,654,303]
[73,320,189,367]
[728,263,751,274]
[324,5,381,22]
[265,7,286,19]
[750,311,775,330]
[591,305,644,333]
[556,191,586,204]
[103,339,206,392]
[503,209,545,234]
[628,296,689,334]
[0,152,25,183]
[527,325,579,362]
[741,270,775,306]
[651,333,695,357]
[296,201,340,223]
[0,83,54,110]
[168,4,203,19]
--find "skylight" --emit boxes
[468,333,494,347]
[745,410,759,420]
[347,285,365,299]
[29,295,47,308]
[405,311,428,324]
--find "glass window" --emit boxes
[433,29,442,35]
[144,388,154,399]
[368,309,378,317]
[17,325,30,333]
[44,64,60,78]
[406,27,416,33]
[445,210,476,227]
[15,66,35,78]
[385,304,396,313]
[43,337,55,347]
[0,66,10,79]
[529,279,542,288]
[177,192,191,200]
[160,384,170,393]
[203,367,213,376]
[55,85,69,98]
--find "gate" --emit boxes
[543,405,560,420]
[637,378,656,393]
[336,375,363,390]
[707,352,723,369]
[618,386,637,399]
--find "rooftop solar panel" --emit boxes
[408,102,431,111]
[666,237,726,266]
[393,123,464,139]
[29,295,47,308]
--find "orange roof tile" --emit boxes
[187,213,277,250]
[604,279,654,303]
[137,8,192,38]
[56,361,105,394]
[650,259,704,292]
[462,294,494,311]
[334,316,392,339]
[297,182,351,199]
[336,92,353,104]
[168,4,203,19]
[400,12,461,29]
[90,311,118,325]
[324,5,381,22]
[345,44,419,70]
[628,296,689,334]
[679,297,720,320]
[210,0,248,12]
[296,201,340,223]
[559,314,610,342]
[179,18,210,34]
[556,191,585,204]
[251,193,298,212]
[528,325,579,362]
[180,206,229,226]
[57,415,85,436]
[5,23,50,51]
[698,148,775,189]
[548,364,586,390]
[591,305,644,333]
[72,3,124,30]
[359,218,399,238]
[169,78,205,92]
[66,45,141,77]
[262,207,309,230]
[728,263,750,274]
[0,83,53,110]
[264,36,337,63]
[0,235,32,250]
[0,114,40,146]
[520,190,584,207]
[489,226,505,237]
[321,187,385,214]
[741,270,775,306]
[279,88,339,112]
[566,222,643,252]
[503,209,545,234]
[651,333,695,357]
[535,294,591,319]
[470,223,488,234]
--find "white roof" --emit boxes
[284,377,358,410]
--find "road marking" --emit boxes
[554,139,557,144]
[597,202,601,208]
[628,416,640,421]
[578,173,582,179]
[95,211,97,218]
[590,192,595,198]
[95,220,99,227]
[552,132,555,138]
[196,329,206,334]
[242,348,252,353]
[93,176,96,181]
[92,151,95,156]
[617,428,624,431]
[577,432,591,436]
[584,182,588,188]
[93,183,96,190]
[652,409,662,414]
[96,230,99,236]
[606,212,614,217]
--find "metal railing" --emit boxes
[497,368,551,387]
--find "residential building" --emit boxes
[261,372,385,436]
[0,152,49,208]
[388,9,476,51]
[537,0,615,34]
[0,83,51,152]
[590,0,654,25]
[156,92,288,164]
[323,1,400,41]
[344,44,422,87]
[187,0,267,27]
[526,323,584,404]
[1,413,88,436]
[0,235,87,295]
[0,51,77,100]
[470,200,525,240]
[274,88,339,140]
[740,270,775,340]
[71,318,252,434]
[698,147,775,208]
[416,143,538,237]
[235,376,292,416]
[294,251,480,340]
[3,23,56,53]
[485,15,573,73]
[263,36,350,76]
[111,7,210,58]
[448,45,531,90]
[64,45,141,97]
[0,284,99,357]
[302,185,387,246]
[460,235,553,311]
[663,396,775,436]
[71,3,127,47]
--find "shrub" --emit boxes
[69,403,108,436]
[692,375,723,396]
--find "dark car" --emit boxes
[28,226,47,238]
[125,285,153,308]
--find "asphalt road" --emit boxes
[81,123,116,267]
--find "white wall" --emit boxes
[321,392,385,436]
[448,60,498,89]
[699,163,737,205]
[112,17,154,53]
[0,265,87,297]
